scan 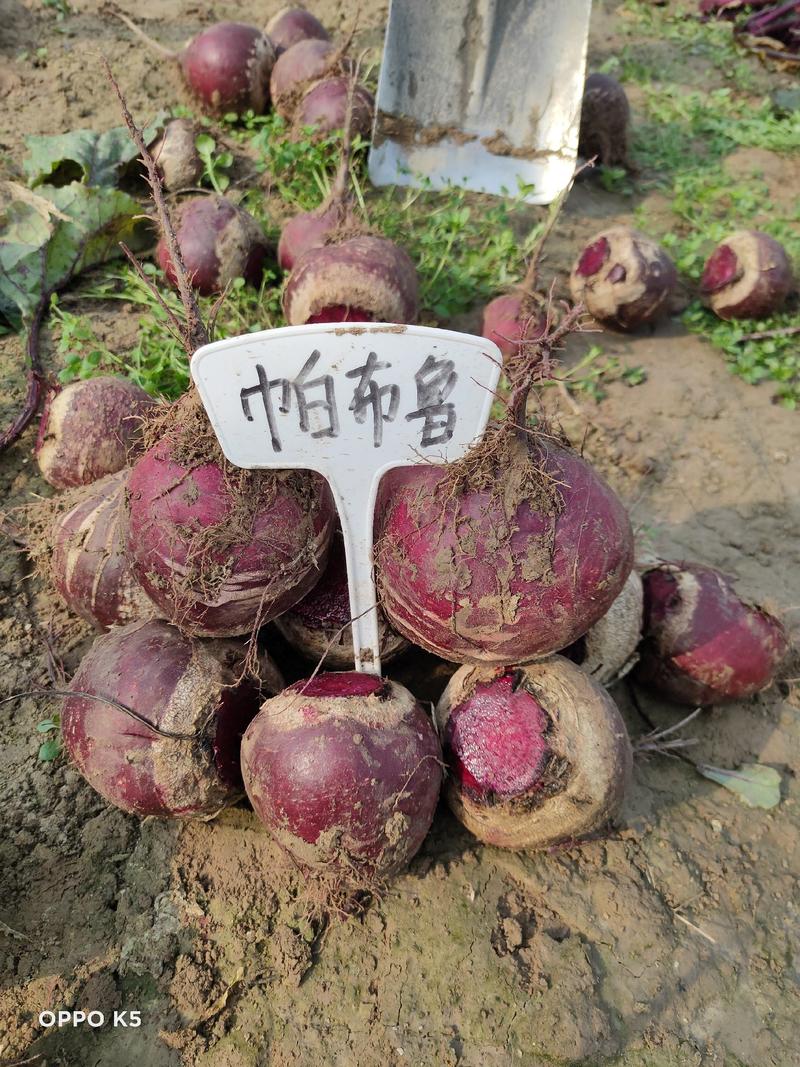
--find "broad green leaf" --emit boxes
[38,737,62,762]
[699,763,782,810]
[0,180,148,320]
[24,116,167,188]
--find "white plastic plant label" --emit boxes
[191,323,502,674]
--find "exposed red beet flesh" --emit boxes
[265,6,330,53]
[444,673,550,799]
[125,418,335,637]
[700,243,741,294]
[635,562,789,705]
[242,674,442,880]
[61,620,281,817]
[376,437,633,664]
[699,231,793,320]
[576,236,610,278]
[156,195,270,296]
[180,22,276,115]
[436,659,632,851]
[50,470,153,631]
[294,76,374,137]
[35,376,155,489]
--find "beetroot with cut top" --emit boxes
[569,227,677,330]
[375,433,634,665]
[700,231,793,320]
[481,292,546,361]
[635,561,789,705]
[50,470,154,631]
[274,529,408,668]
[436,658,632,850]
[150,118,203,191]
[61,619,283,818]
[242,672,442,880]
[265,6,330,53]
[269,37,346,118]
[36,376,156,489]
[284,235,418,325]
[156,195,270,296]
[293,76,374,138]
[125,394,335,637]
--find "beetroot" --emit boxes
[375,432,634,664]
[114,14,276,115]
[481,292,546,361]
[149,118,203,191]
[265,6,331,53]
[436,658,632,850]
[569,227,677,330]
[274,529,408,668]
[50,471,154,631]
[269,38,347,118]
[241,672,442,880]
[36,376,155,489]
[155,195,270,296]
[700,231,793,320]
[278,203,343,272]
[293,76,374,138]
[578,73,632,169]
[61,619,282,818]
[634,561,789,705]
[284,235,419,325]
[564,570,643,686]
[125,394,335,637]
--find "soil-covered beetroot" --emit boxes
[481,292,546,361]
[375,433,634,664]
[156,195,270,296]
[277,203,343,272]
[578,73,632,169]
[284,235,418,325]
[150,118,203,191]
[61,619,283,817]
[274,529,408,668]
[36,376,155,489]
[293,76,374,138]
[634,561,789,705]
[125,393,335,637]
[435,658,632,850]
[241,672,442,879]
[265,6,331,53]
[564,570,644,685]
[700,231,793,320]
[569,227,677,330]
[270,38,347,118]
[49,471,154,631]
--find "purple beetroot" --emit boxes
[481,292,546,361]
[269,37,347,118]
[700,231,793,320]
[241,672,442,880]
[635,561,789,705]
[265,7,330,54]
[436,658,632,850]
[293,76,374,138]
[569,227,677,330]
[155,195,270,295]
[61,619,283,817]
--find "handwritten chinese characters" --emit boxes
[240,349,457,452]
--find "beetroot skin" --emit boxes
[293,76,374,138]
[569,227,677,330]
[375,436,634,664]
[265,7,330,53]
[50,471,154,631]
[125,429,335,637]
[150,118,203,191]
[242,673,442,879]
[635,562,789,705]
[180,22,276,114]
[700,231,793,320]
[61,620,283,817]
[269,38,343,117]
[436,658,632,850]
[36,376,155,489]
[481,292,545,361]
[277,204,341,272]
[156,195,270,296]
[283,235,419,325]
[274,528,408,668]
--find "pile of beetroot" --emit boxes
[9,6,795,898]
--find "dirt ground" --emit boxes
[2,1,799,1065]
